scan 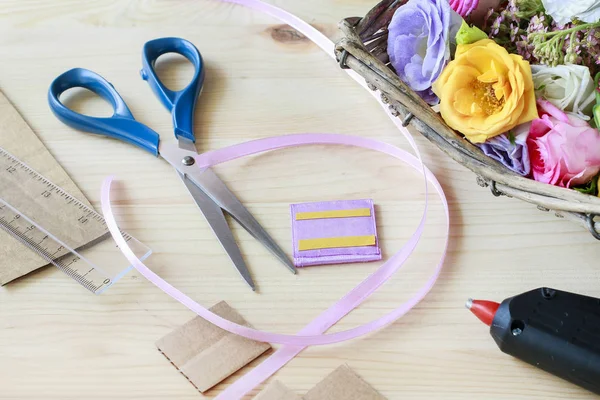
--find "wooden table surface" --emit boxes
[1,1,599,399]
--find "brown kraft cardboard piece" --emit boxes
[303,364,387,400]
[156,301,272,393]
[0,90,94,285]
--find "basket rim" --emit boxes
[334,17,600,218]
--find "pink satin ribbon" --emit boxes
[100,1,450,398]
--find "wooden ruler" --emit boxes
[0,90,149,291]
[0,90,96,285]
[0,147,147,293]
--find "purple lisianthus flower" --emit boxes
[387,0,461,104]
[477,124,531,176]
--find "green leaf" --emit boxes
[574,175,599,195]
[594,72,600,104]
[456,21,488,46]
[507,131,516,145]
[593,104,600,130]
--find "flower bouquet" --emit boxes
[335,0,600,238]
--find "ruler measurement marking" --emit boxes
[81,267,94,278]
[0,148,108,224]
[0,147,133,294]
[0,221,98,292]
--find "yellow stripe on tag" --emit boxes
[298,235,376,251]
[295,208,371,220]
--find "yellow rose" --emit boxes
[432,39,538,144]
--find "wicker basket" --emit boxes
[334,0,600,239]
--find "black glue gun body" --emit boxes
[490,288,600,395]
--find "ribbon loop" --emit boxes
[100,1,451,398]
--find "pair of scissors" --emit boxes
[47,37,295,290]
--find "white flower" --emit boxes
[531,64,596,119]
[541,0,600,25]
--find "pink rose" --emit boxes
[527,100,600,188]
[449,0,478,16]
[449,0,502,22]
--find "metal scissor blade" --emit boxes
[159,143,296,274]
[177,136,197,152]
[192,168,296,274]
[178,172,256,290]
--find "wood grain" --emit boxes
[0,1,599,399]
[254,380,302,400]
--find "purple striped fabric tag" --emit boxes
[290,199,381,267]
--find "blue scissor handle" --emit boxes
[48,68,160,156]
[140,37,205,143]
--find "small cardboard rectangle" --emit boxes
[156,301,271,393]
[303,364,387,400]
[254,380,303,400]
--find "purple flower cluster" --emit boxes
[483,0,600,76]
[484,0,543,60]
[577,28,600,71]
